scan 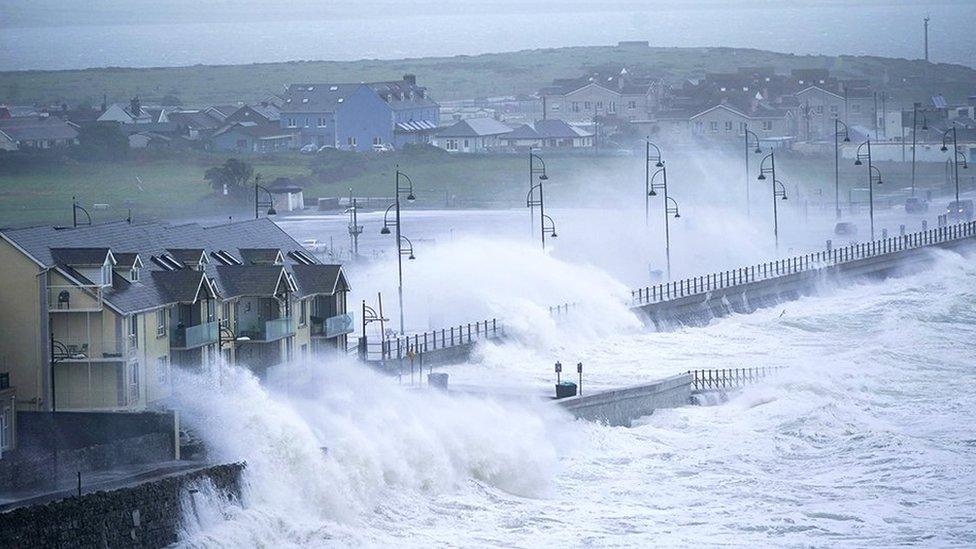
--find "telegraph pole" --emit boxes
[924,16,930,62]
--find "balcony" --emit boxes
[310,313,354,338]
[171,321,219,350]
[53,336,128,361]
[239,317,294,342]
[48,285,104,313]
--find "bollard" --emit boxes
[577,362,583,395]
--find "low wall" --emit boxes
[636,236,975,327]
[0,411,178,491]
[0,462,244,549]
[557,374,692,427]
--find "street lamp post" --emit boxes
[854,140,883,240]
[833,118,851,218]
[49,334,72,411]
[254,176,277,219]
[527,182,557,250]
[942,127,969,205]
[648,163,681,279]
[645,139,664,226]
[744,125,762,217]
[528,151,548,236]
[381,167,417,335]
[910,104,928,197]
[758,150,788,251]
[71,197,92,228]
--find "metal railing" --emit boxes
[171,321,219,349]
[633,220,976,306]
[52,336,129,360]
[238,317,295,342]
[362,318,504,362]
[688,367,786,392]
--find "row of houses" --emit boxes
[0,218,351,413]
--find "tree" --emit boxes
[204,158,255,200]
[71,122,129,162]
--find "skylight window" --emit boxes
[330,86,338,91]
[211,250,242,266]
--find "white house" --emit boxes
[433,118,512,152]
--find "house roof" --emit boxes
[0,117,78,142]
[215,265,291,298]
[167,110,223,130]
[239,248,283,265]
[50,247,114,266]
[435,117,512,137]
[281,78,438,114]
[152,270,213,303]
[211,122,294,140]
[499,124,540,140]
[534,119,590,139]
[291,264,349,296]
[0,218,345,314]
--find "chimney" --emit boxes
[130,97,141,116]
[403,74,417,86]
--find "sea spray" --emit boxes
[173,357,575,546]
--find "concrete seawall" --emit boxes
[557,374,692,427]
[635,235,975,327]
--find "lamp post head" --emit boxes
[757,173,766,181]
[648,189,657,196]
[754,147,763,154]
[408,253,416,260]
[941,145,949,152]
[843,136,851,143]
[854,159,862,166]
[539,173,549,181]
[551,232,558,238]
[655,161,664,168]
[380,225,391,235]
[406,192,416,202]
[674,212,681,219]
[782,195,788,201]
[267,206,277,216]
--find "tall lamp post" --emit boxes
[71,197,93,228]
[758,150,788,251]
[854,140,883,240]
[648,163,681,279]
[744,125,762,217]
[528,151,549,236]
[380,167,417,335]
[254,176,277,219]
[645,139,664,226]
[942,126,969,205]
[527,181,557,250]
[910,104,928,197]
[833,118,851,218]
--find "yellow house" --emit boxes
[0,218,350,412]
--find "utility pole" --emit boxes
[924,16,930,62]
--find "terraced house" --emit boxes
[0,218,350,412]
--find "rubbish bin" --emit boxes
[428,372,449,390]
[555,381,578,399]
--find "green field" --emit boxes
[3,45,975,107]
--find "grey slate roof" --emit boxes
[215,265,287,298]
[291,264,349,296]
[50,248,112,266]
[1,218,346,314]
[0,117,79,142]
[280,83,362,113]
[435,118,512,138]
[152,270,210,303]
[239,248,282,265]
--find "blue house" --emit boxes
[279,74,439,152]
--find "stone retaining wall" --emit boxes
[557,374,692,427]
[0,462,244,549]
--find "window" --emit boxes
[710,121,719,132]
[130,268,140,282]
[463,139,469,148]
[739,122,747,134]
[608,102,616,113]
[584,101,591,110]
[287,118,297,128]
[628,101,637,110]
[130,315,139,348]
[299,299,308,327]
[596,101,603,110]
[157,356,168,384]
[830,105,838,114]
[207,299,216,322]
[694,121,704,134]
[815,105,824,114]
[445,139,457,151]
[221,302,231,328]
[725,121,733,132]
[102,262,112,286]
[550,103,560,112]
[373,137,382,145]
[346,137,357,147]
[155,309,166,338]
[317,117,327,127]
[572,102,580,112]
[762,121,773,131]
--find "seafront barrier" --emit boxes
[0,462,244,547]
[367,221,976,368]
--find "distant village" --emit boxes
[2,54,975,159]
